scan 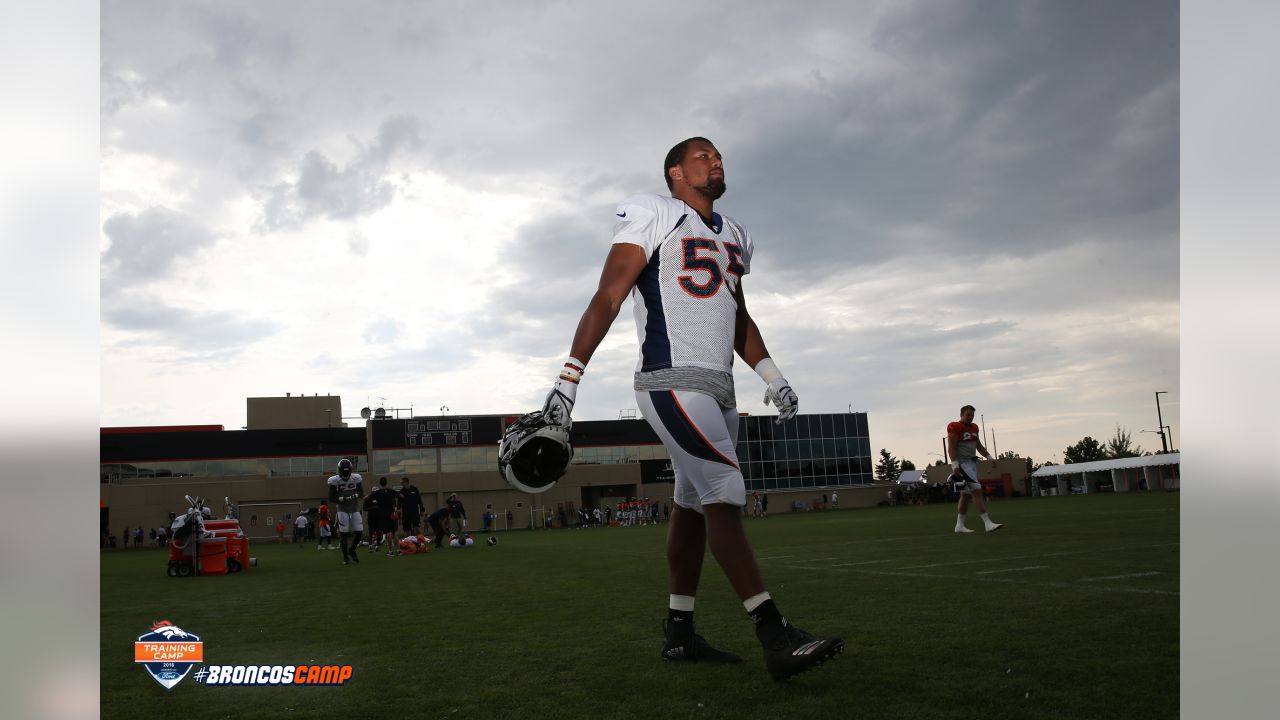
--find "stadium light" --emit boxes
[1140,428,1168,452]
[1154,392,1170,453]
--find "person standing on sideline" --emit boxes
[948,405,1004,533]
[327,458,365,565]
[538,137,842,680]
[369,477,401,556]
[316,502,333,550]
[446,492,467,532]
[293,512,308,544]
[398,477,424,535]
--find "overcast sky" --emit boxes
[100,0,1179,467]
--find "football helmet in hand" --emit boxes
[498,411,573,494]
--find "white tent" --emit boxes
[1031,453,1179,494]
[896,470,925,484]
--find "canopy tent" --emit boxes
[896,470,925,484]
[1031,453,1179,494]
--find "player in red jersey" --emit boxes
[947,405,1003,533]
[316,503,333,550]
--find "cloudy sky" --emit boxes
[100,0,1179,467]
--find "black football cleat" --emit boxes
[759,623,844,681]
[660,619,743,663]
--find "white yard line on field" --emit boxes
[1080,571,1162,582]
[900,542,1178,570]
[975,565,1048,575]
[773,562,1178,597]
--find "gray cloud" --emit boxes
[341,338,478,388]
[347,230,370,257]
[101,206,217,284]
[361,316,402,344]
[257,114,421,230]
[100,0,1179,464]
[102,293,278,354]
[710,1,1178,275]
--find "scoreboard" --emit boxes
[405,418,472,447]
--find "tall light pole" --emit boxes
[980,413,988,448]
[1154,392,1169,453]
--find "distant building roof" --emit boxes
[1032,453,1180,477]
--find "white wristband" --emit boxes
[753,357,783,385]
[559,357,586,384]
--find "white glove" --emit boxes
[541,358,584,428]
[951,460,960,471]
[754,358,798,424]
[763,377,799,424]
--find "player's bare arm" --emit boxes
[569,243,649,363]
[947,433,960,462]
[540,242,648,428]
[975,440,992,460]
[733,282,798,423]
[732,281,771,368]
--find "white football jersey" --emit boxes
[612,194,754,374]
[327,473,363,512]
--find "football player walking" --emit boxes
[542,137,843,681]
[947,405,1004,533]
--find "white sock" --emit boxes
[669,594,696,612]
[956,514,966,527]
[743,591,771,613]
[981,512,993,525]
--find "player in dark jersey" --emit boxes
[947,405,1003,533]
[398,477,424,534]
[446,493,467,532]
[427,505,452,549]
[368,477,401,556]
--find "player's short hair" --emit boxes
[960,405,976,415]
[664,136,713,191]
[379,476,388,486]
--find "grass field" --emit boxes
[101,492,1179,720]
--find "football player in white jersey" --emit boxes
[541,137,842,681]
[326,458,365,565]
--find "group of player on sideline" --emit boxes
[324,462,472,565]
[562,500,662,528]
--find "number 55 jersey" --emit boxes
[613,193,755,408]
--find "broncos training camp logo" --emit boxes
[134,620,203,690]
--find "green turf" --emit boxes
[101,492,1178,719]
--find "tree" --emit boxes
[875,449,901,483]
[1063,436,1107,464]
[1105,424,1143,459]
[900,459,916,471]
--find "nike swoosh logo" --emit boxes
[616,212,627,218]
